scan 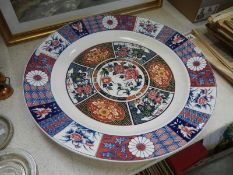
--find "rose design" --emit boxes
[155,96,162,104]
[125,69,139,80]
[101,77,112,84]
[83,84,92,94]
[148,91,157,100]
[114,64,124,74]
[75,87,83,95]
[93,59,147,101]
[118,48,128,57]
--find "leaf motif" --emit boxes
[119,75,124,79]
[132,87,139,91]
[107,86,113,90]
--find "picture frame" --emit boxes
[0,0,162,46]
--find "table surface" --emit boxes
[0,1,233,175]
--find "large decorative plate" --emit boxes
[23,15,216,162]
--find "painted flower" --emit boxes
[44,36,63,51]
[138,20,158,35]
[147,62,172,88]
[128,136,155,158]
[101,77,112,84]
[187,57,207,71]
[125,69,139,80]
[197,96,207,105]
[114,64,124,74]
[148,90,157,100]
[87,99,125,123]
[84,47,111,65]
[155,96,162,104]
[70,133,83,142]
[118,47,128,57]
[83,84,92,94]
[102,16,118,29]
[188,88,214,110]
[62,123,97,149]
[98,108,110,117]
[178,124,197,139]
[75,86,83,95]
[33,107,52,120]
[26,70,48,86]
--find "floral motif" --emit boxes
[128,136,154,158]
[188,88,214,110]
[32,107,52,120]
[87,98,125,123]
[26,70,48,86]
[29,102,62,122]
[62,122,99,150]
[42,33,69,57]
[136,18,162,37]
[139,89,171,116]
[128,88,173,125]
[113,42,156,64]
[139,20,157,33]
[101,77,112,84]
[168,118,201,142]
[23,15,217,162]
[94,59,147,100]
[102,16,118,29]
[178,124,198,139]
[96,135,135,160]
[83,47,112,66]
[66,64,95,104]
[187,56,207,71]
[125,68,139,80]
[147,61,172,88]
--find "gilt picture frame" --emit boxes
[0,0,162,46]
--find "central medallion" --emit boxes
[92,58,149,102]
[66,41,175,126]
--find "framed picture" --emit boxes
[0,0,162,45]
